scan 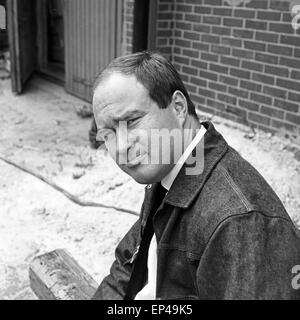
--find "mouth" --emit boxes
[126,154,148,168]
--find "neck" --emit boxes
[182,115,201,152]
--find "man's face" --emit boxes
[92,73,182,184]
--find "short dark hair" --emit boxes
[93,51,197,117]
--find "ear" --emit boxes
[171,90,188,127]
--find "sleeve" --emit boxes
[91,217,142,300]
[196,211,300,300]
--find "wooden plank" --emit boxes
[29,249,98,300]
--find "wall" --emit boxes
[156,0,300,141]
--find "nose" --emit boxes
[116,126,134,165]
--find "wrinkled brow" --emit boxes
[113,110,147,122]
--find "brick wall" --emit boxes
[156,0,300,142]
[123,0,135,54]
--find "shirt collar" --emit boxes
[161,125,207,191]
[162,121,228,208]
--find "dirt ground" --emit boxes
[0,76,299,300]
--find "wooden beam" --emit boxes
[29,249,98,300]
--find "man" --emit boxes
[92,51,300,300]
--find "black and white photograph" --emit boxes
[0,0,300,303]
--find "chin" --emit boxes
[121,164,171,185]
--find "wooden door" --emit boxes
[7,0,37,93]
[64,0,122,102]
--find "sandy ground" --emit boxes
[0,77,299,300]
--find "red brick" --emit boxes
[255,52,278,65]
[190,94,206,106]
[257,11,281,21]
[277,78,300,92]
[223,18,243,27]
[185,83,197,93]
[280,57,300,69]
[230,68,251,79]
[295,48,300,58]
[271,119,296,132]
[255,31,279,43]
[233,29,254,39]
[239,99,260,112]
[222,37,242,48]
[234,9,255,19]
[193,24,211,33]
[182,49,199,58]
[240,80,262,92]
[248,112,271,126]
[174,55,190,65]
[158,12,173,20]
[157,30,173,37]
[211,26,231,36]
[174,30,182,37]
[191,59,208,69]
[201,52,219,62]
[218,93,237,105]
[202,34,220,44]
[241,60,263,72]
[225,105,247,118]
[250,92,272,105]
[246,1,268,9]
[185,14,201,23]
[175,39,191,48]
[261,105,284,119]
[221,56,240,67]
[280,35,300,47]
[270,1,291,11]
[267,44,293,56]
[207,99,226,111]
[200,70,218,81]
[198,87,216,99]
[288,92,300,103]
[213,7,233,16]
[209,63,229,74]
[232,48,254,59]
[286,113,300,125]
[274,99,299,113]
[219,75,239,86]
[190,77,207,87]
[269,23,294,34]
[264,65,289,78]
[211,45,231,55]
[208,81,227,92]
[175,22,192,30]
[244,41,266,52]
[245,20,267,30]
[203,16,221,25]
[192,42,209,52]
[194,6,211,14]
[183,31,200,41]
[263,85,287,99]
[228,87,248,99]
[203,0,222,5]
[252,73,275,85]
[291,70,300,81]
[176,4,193,12]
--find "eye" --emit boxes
[127,117,140,126]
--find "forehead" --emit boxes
[93,73,151,115]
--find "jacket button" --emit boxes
[146,184,152,189]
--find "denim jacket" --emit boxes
[92,121,300,300]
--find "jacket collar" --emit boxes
[160,121,228,209]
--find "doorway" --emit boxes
[37,0,65,84]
